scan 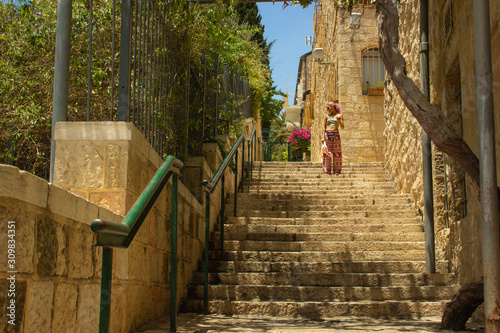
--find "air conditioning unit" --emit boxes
[349,13,362,29]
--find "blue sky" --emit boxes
[257,2,314,106]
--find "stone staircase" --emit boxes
[180,162,457,319]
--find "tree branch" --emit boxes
[375,0,480,195]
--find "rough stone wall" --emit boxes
[0,123,212,332]
[311,3,385,163]
[384,0,500,310]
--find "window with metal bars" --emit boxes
[362,47,385,88]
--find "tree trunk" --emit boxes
[440,279,484,331]
[375,0,480,195]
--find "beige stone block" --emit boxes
[0,200,36,274]
[25,280,54,332]
[147,144,163,169]
[127,148,147,197]
[97,206,123,223]
[150,250,160,282]
[36,215,67,277]
[53,143,104,189]
[109,284,130,333]
[52,283,77,333]
[0,165,49,208]
[104,144,128,189]
[128,243,149,281]
[89,191,126,216]
[68,228,94,279]
[77,283,100,333]
[113,247,129,280]
[48,184,99,225]
[159,252,169,284]
[0,278,26,332]
[148,210,158,248]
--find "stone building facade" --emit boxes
[312,0,500,320]
[384,0,500,292]
[310,1,385,163]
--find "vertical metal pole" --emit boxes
[110,0,117,120]
[220,175,225,260]
[247,138,251,193]
[86,0,93,121]
[203,191,210,314]
[117,0,132,121]
[234,150,238,217]
[49,0,72,182]
[99,247,113,333]
[241,138,245,193]
[473,0,500,330]
[420,0,435,273]
[170,174,178,332]
[251,135,254,179]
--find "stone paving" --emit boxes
[135,313,485,333]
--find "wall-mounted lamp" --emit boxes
[349,13,362,42]
[313,48,332,65]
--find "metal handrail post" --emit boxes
[98,247,113,333]
[251,135,254,179]
[50,0,72,182]
[170,174,178,332]
[220,174,225,259]
[234,150,238,217]
[241,139,245,193]
[247,137,251,193]
[203,191,210,314]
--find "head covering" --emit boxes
[327,102,341,114]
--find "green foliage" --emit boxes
[269,113,292,142]
[0,0,120,177]
[1,0,281,177]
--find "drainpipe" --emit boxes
[419,0,435,273]
[473,0,500,330]
[49,0,72,182]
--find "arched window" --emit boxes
[362,47,385,88]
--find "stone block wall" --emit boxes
[383,2,500,318]
[2,120,236,332]
[0,162,206,333]
[311,3,385,163]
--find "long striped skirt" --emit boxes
[323,131,342,174]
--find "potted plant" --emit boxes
[368,81,384,96]
[362,81,370,95]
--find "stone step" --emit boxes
[226,196,411,206]
[227,203,416,213]
[244,188,400,196]
[203,260,450,274]
[180,299,448,318]
[227,210,417,219]
[223,217,420,226]
[211,250,427,262]
[186,285,459,302]
[243,184,399,192]
[194,272,453,287]
[223,223,424,234]
[216,231,425,242]
[211,240,425,252]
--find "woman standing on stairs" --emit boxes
[321,101,344,174]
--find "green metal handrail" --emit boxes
[247,127,256,192]
[201,127,259,313]
[91,155,183,333]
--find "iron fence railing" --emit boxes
[201,126,260,313]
